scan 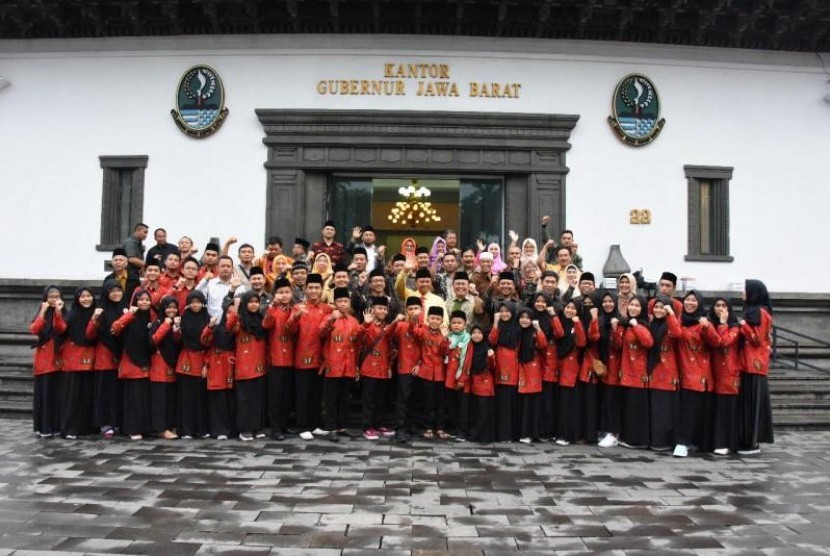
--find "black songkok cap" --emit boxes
[353,247,368,257]
[294,238,310,249]
[450,310,467,321]
[323,220,336,228]
[370,296,388,307]
[333,262,349,274]
[580,272,595,283]
[406,296,421,307]
[415,246,429,255]
[249,266,264,277]
[362,225,375,233]
[660,272,678,285]
[205,242,220,253]
[306,273,323,285]
[427,306,444,317]
[144,259,161,269]
[112,248,127,258]
[273,277,291,290]
[291,261,309,271]
[415,268,432,280]
[369,268,385,279]
[333,287,350,300]
[392,253,406,262]
[498,270,515,281]
[453,271,469,282]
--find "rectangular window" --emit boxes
[685,165,733,262]
[97,155,148,251]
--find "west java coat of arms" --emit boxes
[171,65,229,138]
[608,74,665,146]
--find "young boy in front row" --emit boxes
[360,298,403,440]
[411,306,450,439]
[445,310,472,441]
[390,297,422,443]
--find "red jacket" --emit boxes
[319,313,362,378]
[59,319,98,372]
[111,312,151,380]
[360,322,394,380]
[518,330,548,394]
[288,301,333,370]
[740,309,772,376]
[206,346,235,390]
[29,312,67,375]
[412,322,449,382]
[579,319,601,384]
[169,283,197,315]
[677,319,720,392]
[469,351,497,397]
[614,323,654,389]
[489,327,519,386]
[713,324,742,394]
[390,320,421,375]
[556,317,588,388]
[149,321,179,383]
[262,304,295,368]
[447,344,471,393]
[648,314,682,392]
[228,312,267,381]
[176,325,213,378]
[542,316,565,383]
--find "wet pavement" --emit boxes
[1,420,830,555]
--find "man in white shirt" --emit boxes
[196,255,241,320]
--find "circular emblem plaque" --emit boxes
[608,73,665,146]
[171,65,229,138]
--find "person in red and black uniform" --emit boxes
[445,310,472,441]
[149,296,181,440]
[613,295,653,449]
[596,291,623,448]
[489,303,521,442]
[262,277,295,440]
[176,290,215,439]
[359,299,400,440]
[205,302,235,440]
[319,287,363,441]
[59,287,98,439]
[389,296,423,443]
[673,290,720,457]
[197,242,221,282]
[517,308,548,444]
[169,257,200,315]
[29,285,67,437]
[229,291,268,441]
[577,296,602,444]
[157,251,182,291]
[737,279,775,455]
[467,325,496,443]
[554,298,588,445]
[528,292,563,441]
[647,296,683,451]
[648,271,684,316]
[111,289,154,440]
[288,273,333,440]
[91,281,126,438]
[412,305,450,440]
[311,220,346,266]
[709,297,742,455]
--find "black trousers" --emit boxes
[714,393,739,452]
[323,376,352,431]
[599,383,621,436]
[416,377,445,431]
[208,389,235,437]
[236,377,265,433]
[122,378,151,436]
[541,382,558,438]
[92,369,121,430]
[520,392,542,440]
[579,381,600,444]
[178,374,208,437]
[361,376,387,430]
[33,372,62,434]
[495,384,520,442]
[678,388,714,452]
[61,372,94,437]
[469,395,495,443]
[150,381,178,432]
[444,388,470,436]
[295,369,323,432]
[395,374,415,431]
[620,386,650,447]
[267,366,293,433]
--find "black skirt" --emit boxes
[556,384,581,443]
[33,372,62,435]
[620,386,649,447]
[121,378,151,436]
[579,381,600,443]
[495,384,520,442]
[235,377,265,433]
[92,369,121,430]
[738,373,774,450]
[541,382,558,438]
[208,389,235,437]
[469,395,495,443]
[520,392,542,440]
[599,383,621,436]
[714,393,740,452]
[150,381,178,432]
[178,374,208,437]
[61,372,95,437]
[649,388,680,449]
[678,388,714,452]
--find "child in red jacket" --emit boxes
[412,306,450,439]
[149,296,181,440]
[360,298,400,440]
[445,310,472,441]
[262,277,295,440]
[59,287,98,439]
[467,325,496,443]
[517,308,548,444]
[228,291,268,441]
[206,302,235,440]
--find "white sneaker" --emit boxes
[555,439,570,446]
[737,447,761,455]
[713,447,730,456]
[216,435,228,441]
[181,435,193,440]
[299,431,314,441]
[239,433,253,442]
[598,434,618,448]
[64,435,77,440]
[312,427,329,436]
[255,432,266,439]
[673,444,688,458]
[519,437,532,444]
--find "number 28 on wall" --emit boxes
[629,209,652,225]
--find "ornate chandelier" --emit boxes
[387,180,442,227]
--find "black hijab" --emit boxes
[33,285,65,351]
[625,295,648,324]
[180,290,210,350]
[495,303,520,350]
[594,291,618,364]
[469,325,490,376]
[681,290,706,327]
[708,296,739,328]
[64,287,97,347]
[648,295,672,373]
[151,296,181,368]
[528,292,554,340]
[98,280,127,356]
[556,298,582,358]
[744,279,773,326]
[238,291,267,340]
[123,290,153,368]
[212,305,236,352]
[517,308,537,364]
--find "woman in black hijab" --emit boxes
[489,302,522,442]
[529,292,560,440]
[596,291,622,448]
[177,290,213,439]
[737,279,775,454]
[554,298,587,445]
[578,294,601,444]
[467,325,495,443]
[59,287,98,438]
[647,296,682,452]
[709,297,742,455]
[29,285,66,437]
[92,280,127,438]
[149,296,182,440]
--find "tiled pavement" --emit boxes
[1,421,830,555]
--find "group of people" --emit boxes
[29,219,774,457]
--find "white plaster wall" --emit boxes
[1,35,828,292]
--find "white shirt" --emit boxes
[196,276,232,320]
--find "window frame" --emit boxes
[684,164,734,262]
[96,155,148,252]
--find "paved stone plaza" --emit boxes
[1,420,830,555]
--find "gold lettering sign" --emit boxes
[316,62,522,100]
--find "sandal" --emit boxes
[437,430,451,440]
[422,429,434,439]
